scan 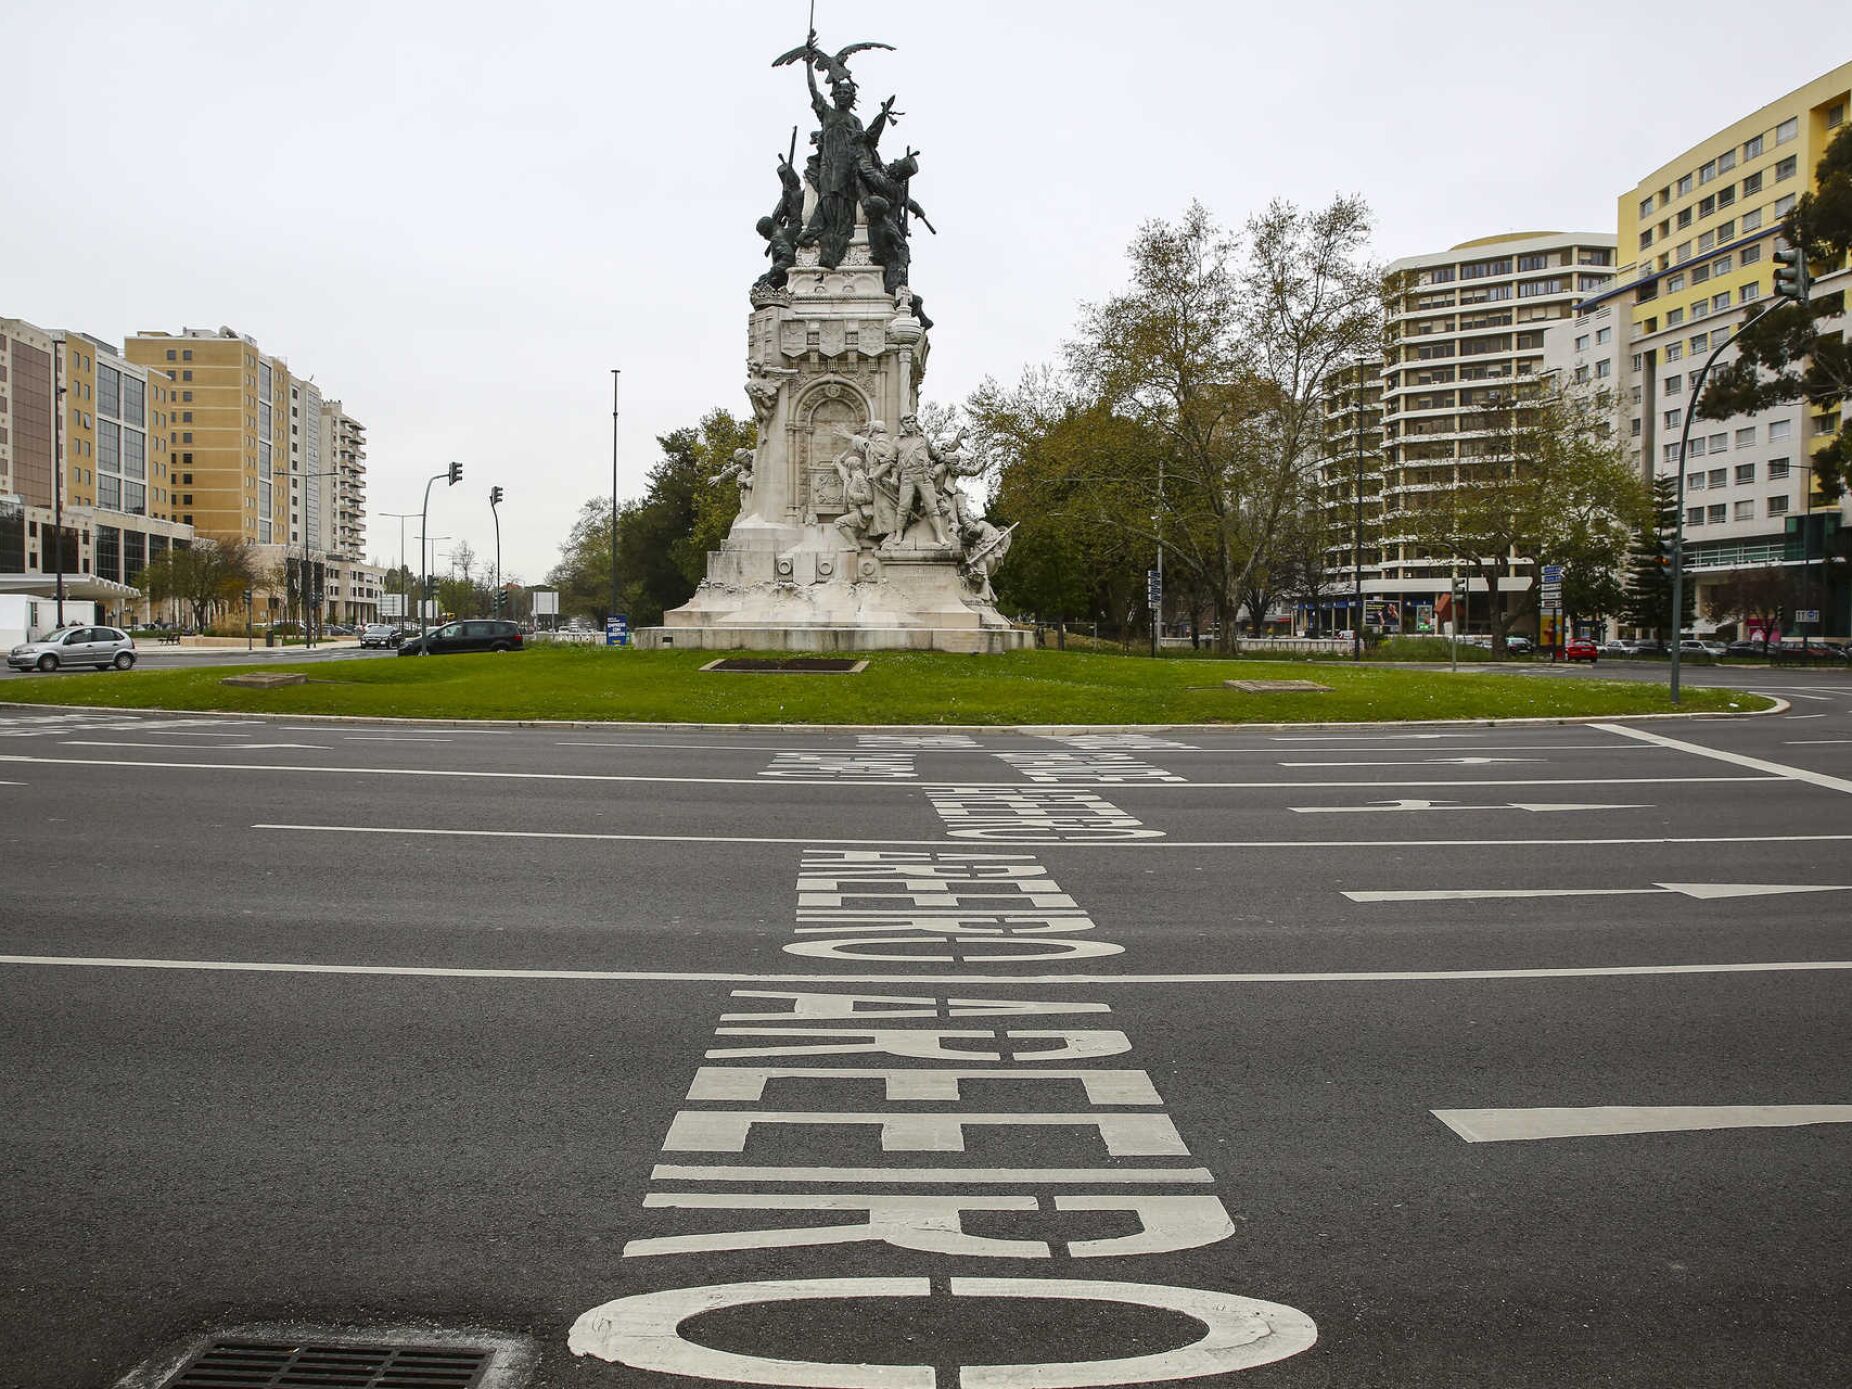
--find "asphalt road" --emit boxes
[2,692,1849,1388]
[0,643,392,680]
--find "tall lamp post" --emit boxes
[419,462,463,639]
[489,486,505,618]
[52,342,67,626]
[379,510,418,628]
[610,369,621,625]
[1352,373,1367,661]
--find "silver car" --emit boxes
[7,625,137,672]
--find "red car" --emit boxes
[1563,637,1599,663]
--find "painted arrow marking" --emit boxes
[1293,799,1650,815]
[1434,1105,1852,1143]
[1280,757,1544,767]
[1346,882,1852,903]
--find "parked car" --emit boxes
[359,623,402,649]
[1678,639,1727,658]
[1505,635,1534,654]
[1563,637,1599,663]
[1724,639,1771,658]
[397,619,525,656]
[1631,639,1668,656]
[7,625,136,672]
[1600,639,1638,656]
[1771,640,1847,665]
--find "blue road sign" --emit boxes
[607,614,630,647]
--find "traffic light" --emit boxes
[447,460,463,485]
[490,485,504,507]
[1773,239,1811,306]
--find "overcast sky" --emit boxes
[1,1,1845,582]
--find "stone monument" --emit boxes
[637,26,1026,653]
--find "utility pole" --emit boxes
[610,369,622,625]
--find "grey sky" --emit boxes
[1,0,1844,583]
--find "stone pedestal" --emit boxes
[640,227,1027,654]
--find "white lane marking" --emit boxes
[651,1166,1214,1184]
[1786,714,1828,720]
[1597,721,1852,796]
[1433,1105,1852,1143]
[1787,739,1852,745]
[1278,757,1543,767]
[1772,692,1837,701]
[252,822,1852,852]
[1345,881,1852,903]
[346,735,455,742]
[1291,799,1649,815]
[2,953,1847,985]
[0,752,1775,792]
[59,740,326,750]
[1272,732,1478,741]
[561,739,1649,755]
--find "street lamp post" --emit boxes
[379,510,418,629]
[52,343,67,626]
[419,463,463,639]
[1353,374,1367,662]
[610,370,621,626]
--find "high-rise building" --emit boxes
[322,399,366,562]
[124,326,291,546]
[288,376,325,552]
[1,317,191,620]
[1334,231,1618,631]
[1583,60,1850,638]
[1312,359,1384,634]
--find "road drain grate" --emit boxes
[161,1339,492,1388]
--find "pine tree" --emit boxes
[1622,476,1692,636]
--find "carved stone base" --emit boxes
[644,523,1025,653]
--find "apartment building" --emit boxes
[0,317,192,622]
[1312,359,1386,632]
[1584,60,1851,637]
[1361,231,1619,629]
[322,398,367,562]
[124,326,291,546]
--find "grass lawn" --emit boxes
[0,646,1770,725]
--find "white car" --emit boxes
[8,625,137,672]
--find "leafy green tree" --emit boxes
[1704,566,1796,647]
[970,377,1167,643]
[546,409,755,626]
[1622,476,1692,636]
[137,538,256,631]
[1404,385,1646,655]
[1698,124,1851,496]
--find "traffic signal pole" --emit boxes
[1669,298,1779,704]
[419,462,463,640]
[490,485,504,616]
